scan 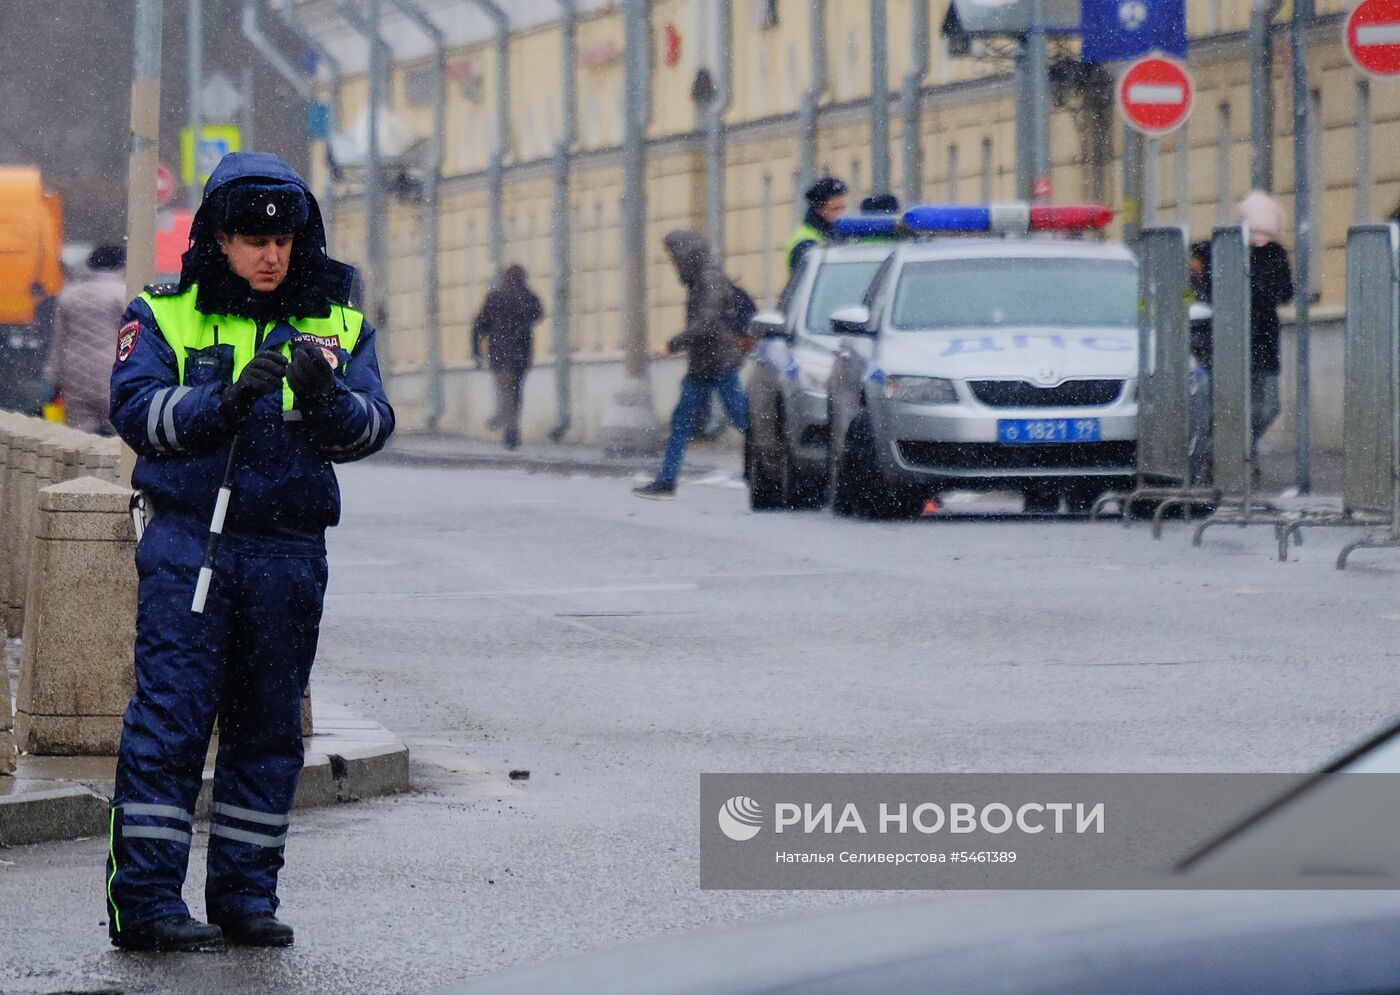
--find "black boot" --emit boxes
[218,913,295,947]
[111,915,225,952]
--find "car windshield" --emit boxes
[805,260,885,335]
[891,257,1138,330]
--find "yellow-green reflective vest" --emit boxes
[784,221,828,273]
[141,286,364,412]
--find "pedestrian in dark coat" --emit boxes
[472,264,543,449]
[633,230,749,499]
[1238,191,1295,452]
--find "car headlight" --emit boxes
[882,375,958,405]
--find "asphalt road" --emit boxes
[2,461,1399,995]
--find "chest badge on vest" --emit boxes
[117,320,140,362]
[293,332,340,370]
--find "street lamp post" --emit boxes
[127,0,164,301]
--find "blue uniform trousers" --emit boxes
[106,514,327,936]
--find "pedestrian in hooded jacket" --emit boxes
[634,230,749,500]
[471,264,543,449]
[46,243,128,434]
[1237,190,1295,455]
[105,152,394,952]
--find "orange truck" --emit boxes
[0,167,65,413]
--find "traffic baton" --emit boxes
[192,433,242,614]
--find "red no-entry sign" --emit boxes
[1117,56,1194,137]
[1346,0,1400,77]
[155,161,177,208]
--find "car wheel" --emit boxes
[1127,498,1162,521]
[831,415,873,517]
[1023,486,1061,515]
[777,436,825,511]
[832,415,918,519]
[747,430,786,511]
[787,463,828,510]
[1063,483,1102,515]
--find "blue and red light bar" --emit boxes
[832,215,904,239]
[902,202,1114,235]
[833,203,1114,241]
[1028,205,1116,232]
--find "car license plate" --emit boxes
[997,418,1101,444]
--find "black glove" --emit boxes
[221,349,289,422]
[287,344,337,403]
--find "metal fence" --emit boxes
[1334,225,1400,567]
[1135,227,1191,485]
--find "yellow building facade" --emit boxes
[312,1,1386,441]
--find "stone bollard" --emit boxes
[1,429,44,635]
[69,435,123,486]
[15,478,137,755]
[0,415,16,770]
[0,640,14,774]
[4,424,64,636]
[0,423,14,633]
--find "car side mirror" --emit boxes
[750,310,789,341]
[830,304,873,336]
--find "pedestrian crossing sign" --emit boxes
[180,124,243,186]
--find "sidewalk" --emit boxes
[377,431,745,480]
[1258,448,1343,497]
[0,698,410,847]
[381,432,1341,500]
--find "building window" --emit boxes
[593,203,605,352]
[947,144,960,203]
[1356,78,1372,224]
[761,174,774,304]
[1143,137,1159,228]
[1174,124,1190,225]
[980,138,994,203]
[1307,88,1322,297]
[405,67,436,108]
[1216,102,1232,227]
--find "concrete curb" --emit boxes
[377,446,656,479]
[376,436,745,482]
[0,784,110,847]
[0,709,411,847]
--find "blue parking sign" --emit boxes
[1081,0,1188,63]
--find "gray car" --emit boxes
[827,238,1140,519]
[744,243,893,511]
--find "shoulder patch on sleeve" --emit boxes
[116,320,141,362]
[143,282,182,298]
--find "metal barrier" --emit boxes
[1092,226,1219,531]
[1192,225,1291,546]
[1135,227,1192,485]
[1272,225,1400,563]
[1333,224,1400,568]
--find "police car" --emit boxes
[824,204,1139,518]
[744,241,894,510]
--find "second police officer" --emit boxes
[785,176,848,274]
[105,152,394,952]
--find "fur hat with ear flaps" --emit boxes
[180,151,354,318]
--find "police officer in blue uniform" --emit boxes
[106,152,394,952]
